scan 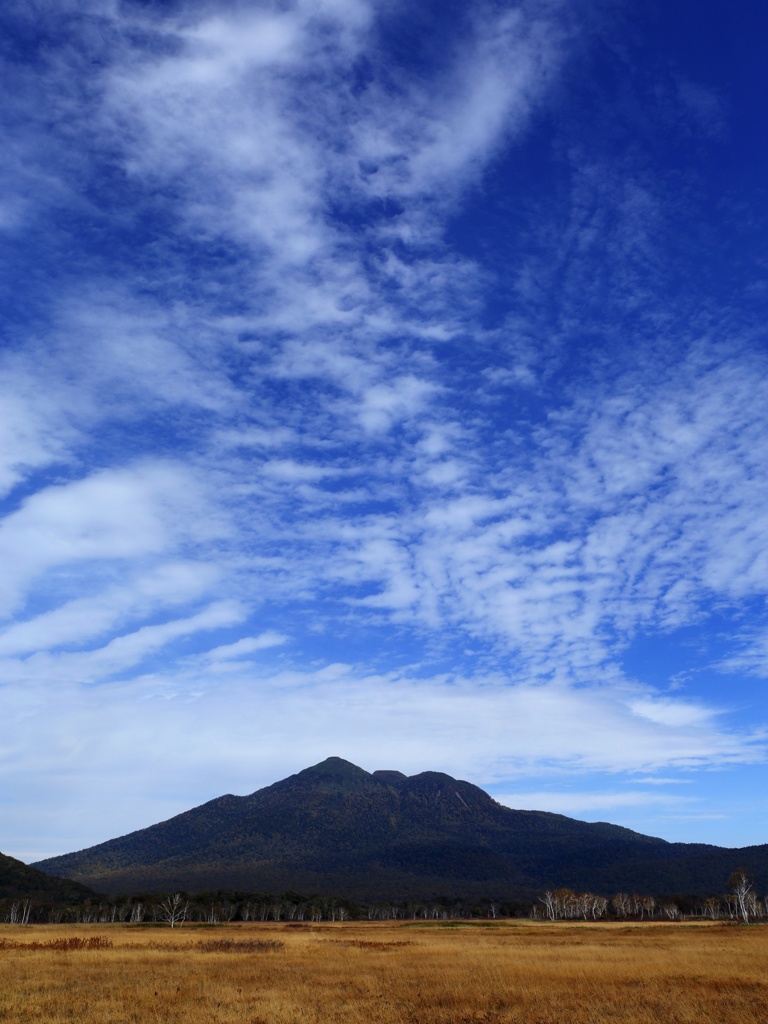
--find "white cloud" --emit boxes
[0,561,220,657]
[716,629,768,680]
[0,602,247,687]
[0,461,230,620]
[1,662,762,859]
[354,8,561,205]
[261,460,345,484]
[204,632,289,661]
[629,699,717,729]
[357,376,438,433]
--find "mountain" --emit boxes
[32,757,768,899]
[0,849,97,902]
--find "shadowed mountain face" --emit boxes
[0,850,97,902]
[33,758,768,899]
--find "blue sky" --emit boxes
[2,0,767,864]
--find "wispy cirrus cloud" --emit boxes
[1,0,767,860]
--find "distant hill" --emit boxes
[32,757,768,899]
[0,849,96,902]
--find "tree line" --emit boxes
[535,870,764,924]
[2,871,763,926]
[1,892,526,926]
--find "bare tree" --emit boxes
[539,891,556,921]
[638,895,656,920]
[592,895,608,920]
[220,900,238,922]
[703,897,720,920]
[574,892,605,921]
[728,869,754,924]
[745,891,762,920]
[554,888,577,919]
[158,893,188,928]
[7,900,31,925]
[612,893,631,919]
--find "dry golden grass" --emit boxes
[1,919,767,1023]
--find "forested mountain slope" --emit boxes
[0,849,96,901]
[33,758,768,899]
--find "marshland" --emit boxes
[2,919,767,1024]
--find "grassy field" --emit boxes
[1,919,767,1023]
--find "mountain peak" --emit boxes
[301,756,369,777]
[288,757,373,792]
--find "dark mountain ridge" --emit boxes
[33,757,768,899]
[0,849,97,902]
